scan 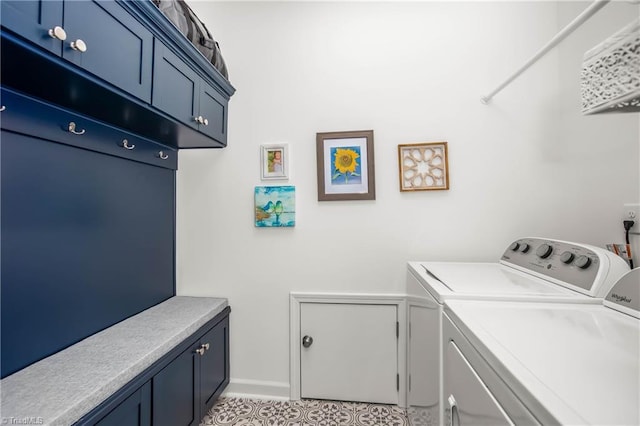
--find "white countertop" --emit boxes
[0,296,228,426]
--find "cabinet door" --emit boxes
[199,318,229,416]
[301,303,398,404]
[62,0,152,102]
[152,344,199,426]
[95,382,151,426]
[0,0,64,54]
[152,40,199,130]
[198,82,228,145]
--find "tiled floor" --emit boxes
[201,397,408,426]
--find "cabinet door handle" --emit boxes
[448,395,459,426]
[202,343,210,351]
[194,347,205,356]
[48,26,67,41]
[70,39,87,53]
[67,122,85,135]
[158,151,169,160]
[0,106,5,112]
[194,115,204,124]
[121,139,135,150]
[302,335,313,348]
[202,117,209,126]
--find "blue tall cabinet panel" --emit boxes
[1,128,176,377]
[1,0,153,102]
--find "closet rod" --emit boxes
[480,0,610,104]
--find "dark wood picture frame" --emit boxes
[316,130,375,201]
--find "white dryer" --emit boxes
[405,237,629,426]
[442,267,640,425]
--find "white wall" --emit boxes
[177,1,640,398]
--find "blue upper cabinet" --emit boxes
[1,1,64,55]
[152,40,200,131]
[1,0,153,103]
[199,82,227,143]
[0,0,235,149]
[62,1,153,103]
[152,40,228,145]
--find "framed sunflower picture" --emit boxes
[316,130,375,201]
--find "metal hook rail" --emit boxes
[480,0,611,104]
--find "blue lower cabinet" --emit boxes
[96,383,151,426]
[199,317,230,416]
[153,343,200,426]
[153,316,230,426]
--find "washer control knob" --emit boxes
[536,243,553,259]
[575,255,592,269]
[519,243,530,253]
[560,251,575,264]
[509,242,520,251]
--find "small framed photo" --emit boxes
[316,130,375,201]
[398,142,449,191]
[261,144,288,180]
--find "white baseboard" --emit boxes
[222,378,290,401]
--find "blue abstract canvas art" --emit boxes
[255,186,295,227]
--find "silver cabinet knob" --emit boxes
[202,343,210,351]
[48,26,67,41]
[195,347,205,356]
[67,121,85,135]
[202,117,209,126]
[121,139,135,150]
[158,151,169,160]
[302,335,313,348]
[0,106,5,112]
[70,39,87,52]
[194,115,203,124]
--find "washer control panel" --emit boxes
[501,238,601,292]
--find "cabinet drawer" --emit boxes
[1,88,177,170]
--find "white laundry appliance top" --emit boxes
[444,268,640,425]
[409,237,630,304]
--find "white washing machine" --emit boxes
[442,267,639,425]
[405,237,630,426]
